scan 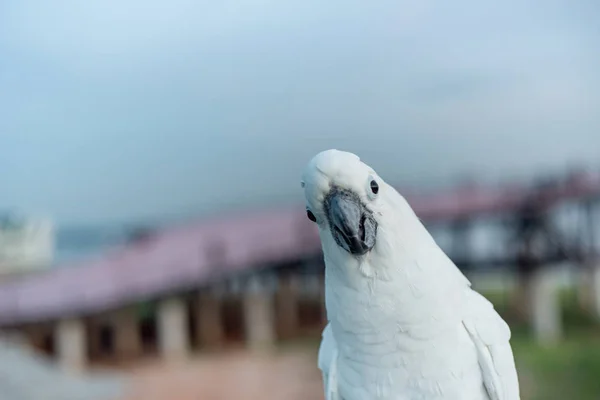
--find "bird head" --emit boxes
[301,149,428,279]
[301,149,381,255]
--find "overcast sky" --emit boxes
[1,0,598,225]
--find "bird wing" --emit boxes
[318,323,341,400]
[463,290,521,400]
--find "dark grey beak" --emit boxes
[325,189,377,256]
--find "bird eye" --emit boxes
[370,180,379,194]
[306,209,317,223]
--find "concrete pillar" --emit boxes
[588,264,600,319]
[158,297,189,361]
[577,263,600,320]
[196,290,224,349]
[243,275,275,349]
[276,274,300,339]
[529,268,562,345]
[56,318,86,372]
[113,307,141,358]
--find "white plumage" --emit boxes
[301,149,520,400]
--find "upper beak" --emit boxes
[326,190,377,256]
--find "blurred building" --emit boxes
[0,171,598,371]
[0,213,54,276]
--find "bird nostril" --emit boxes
[359,214,366,242]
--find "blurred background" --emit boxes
[1,0,599,399]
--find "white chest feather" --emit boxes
[324,259,488,400]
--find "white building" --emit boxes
[0,214,55,275]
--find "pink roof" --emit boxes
[0,207,321,325]
[0,173,598,325]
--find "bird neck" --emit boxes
[323,246,469,336]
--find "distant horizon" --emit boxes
[21,163,599,228]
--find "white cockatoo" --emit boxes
[301,149,520,400]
